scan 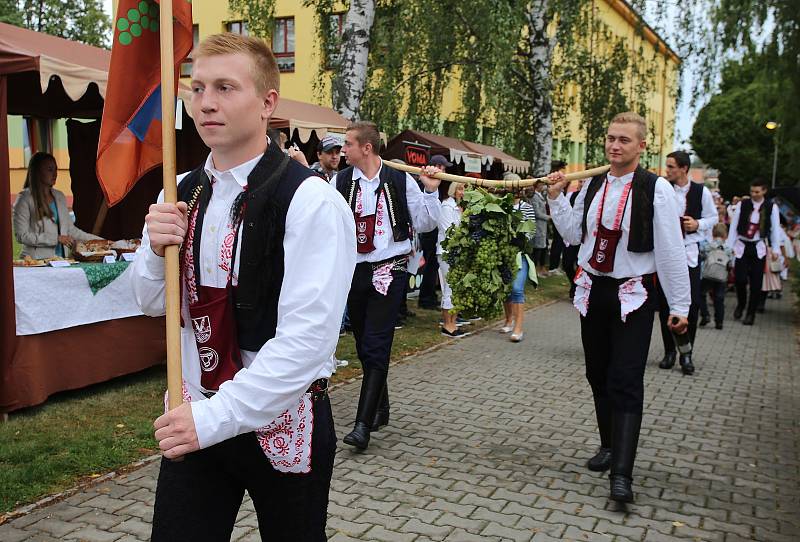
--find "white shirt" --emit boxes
[725,198,782,252]
[671,182,718,268]
[437,197,462,255]
[548,171,691,317]
[331,164,441,263]
[130,152,356,449]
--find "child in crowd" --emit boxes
[700,223,733,330]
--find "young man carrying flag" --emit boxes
[130,33,355,540]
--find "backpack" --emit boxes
[704,245,730,283]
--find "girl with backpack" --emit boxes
[701,223,733,329]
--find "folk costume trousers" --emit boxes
[734,242,765,316]
[580,274,656,444]
[150,396,336,542]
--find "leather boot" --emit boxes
[658,351,676,370]
[587,397,612,471]
[343,370,385,450]
[371,380,390,431]
[733,305,743,320]
[609,411,642,503]
[679,353,695,376]
[742,313,755,325]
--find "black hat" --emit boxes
[429,154,453,168]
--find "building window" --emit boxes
[226,21,248,35]
[272,17,295,72]
[180,24,200,78]
[325,12,345,67]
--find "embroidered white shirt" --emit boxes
[331,164,441,264]
[726,198,782,254]
[672,182,718,268]
[131,151,356,450]
[548,171,690,317]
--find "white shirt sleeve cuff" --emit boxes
[546,193,570,214]
[190,397,236,449]
[141,247,166,281]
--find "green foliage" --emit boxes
[227,0,277,39]
[0,0,111,48]
[442,190,532,319]
[691,48,795,197]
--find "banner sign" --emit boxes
[403,141,431,168]
[464,155,482,173]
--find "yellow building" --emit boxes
[187,0,679,174]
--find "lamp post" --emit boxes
[766,121,780,189]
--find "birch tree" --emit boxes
[523,0,555,176]
[332,0,376,120]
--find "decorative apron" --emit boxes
[588,179,632,274]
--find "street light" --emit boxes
[766,121,780,189]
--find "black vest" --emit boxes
[336,164,411,242]
[581,166,659,253]
[736,198,774,241]
[684,182,704,219]
[177,140,313,351]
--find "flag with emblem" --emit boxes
[96,0,193,206]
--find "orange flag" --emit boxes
[96,0,193,206]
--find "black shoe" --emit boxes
[715,322,723,330]
[609,474,634,503]
[441,327,470,338]
[658,351,676,370]
[742,313,755,325]
[679,353,695,376]
[699,315,710,327]
[343,422,371,450]
[371,381,389,431]
[405,310,417,318]
[587,447,612,472]
[756,307,765,314]
[734,306,743,320]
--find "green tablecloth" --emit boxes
[77,261,130,294]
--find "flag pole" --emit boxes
[159,0,183,411]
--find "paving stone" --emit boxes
[64,525,124,542]
[0,525,34,542]
[29,517,81,538]
[363,525,417,542]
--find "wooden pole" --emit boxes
[159,0,183,411]
[382,161,611,188]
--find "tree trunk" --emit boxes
[525,0,555,176]
[332,0,375,121]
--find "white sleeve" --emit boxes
[405,173,441,233]
[726,207,740,249]
[653,178,691,317]
[190,180,357,448]
[547,183,587,247]
[770,203,782,251]
[130,188,168,317]
[697,187,718,233]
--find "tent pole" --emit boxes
[0,75,19,413]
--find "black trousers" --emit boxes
[417,230,440,306]
[348,262,406,374]
[701,279,727,324]
[657,264,701,353]
[581,274,656,415]
[532,248,548,267]
[562,246,579,297]
[734,242,765,316]
[151,396,336,542]
[549,229,564,271]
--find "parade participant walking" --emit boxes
[726,178,784,325]
[656,150,717,375]
[333,121,442,450]
[130,33,355,541]
[548,161,568,274]
[547,112,689,503]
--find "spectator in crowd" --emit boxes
[700,223,733,329]
[528,179,550,276]
[438,181,469,338]
[417,155,452,310]
[547,160,568,275]
[13,152,102,259]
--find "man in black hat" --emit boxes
[417,154,452,310]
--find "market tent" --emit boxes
[0,23,165,413]
[384,129,530,175]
